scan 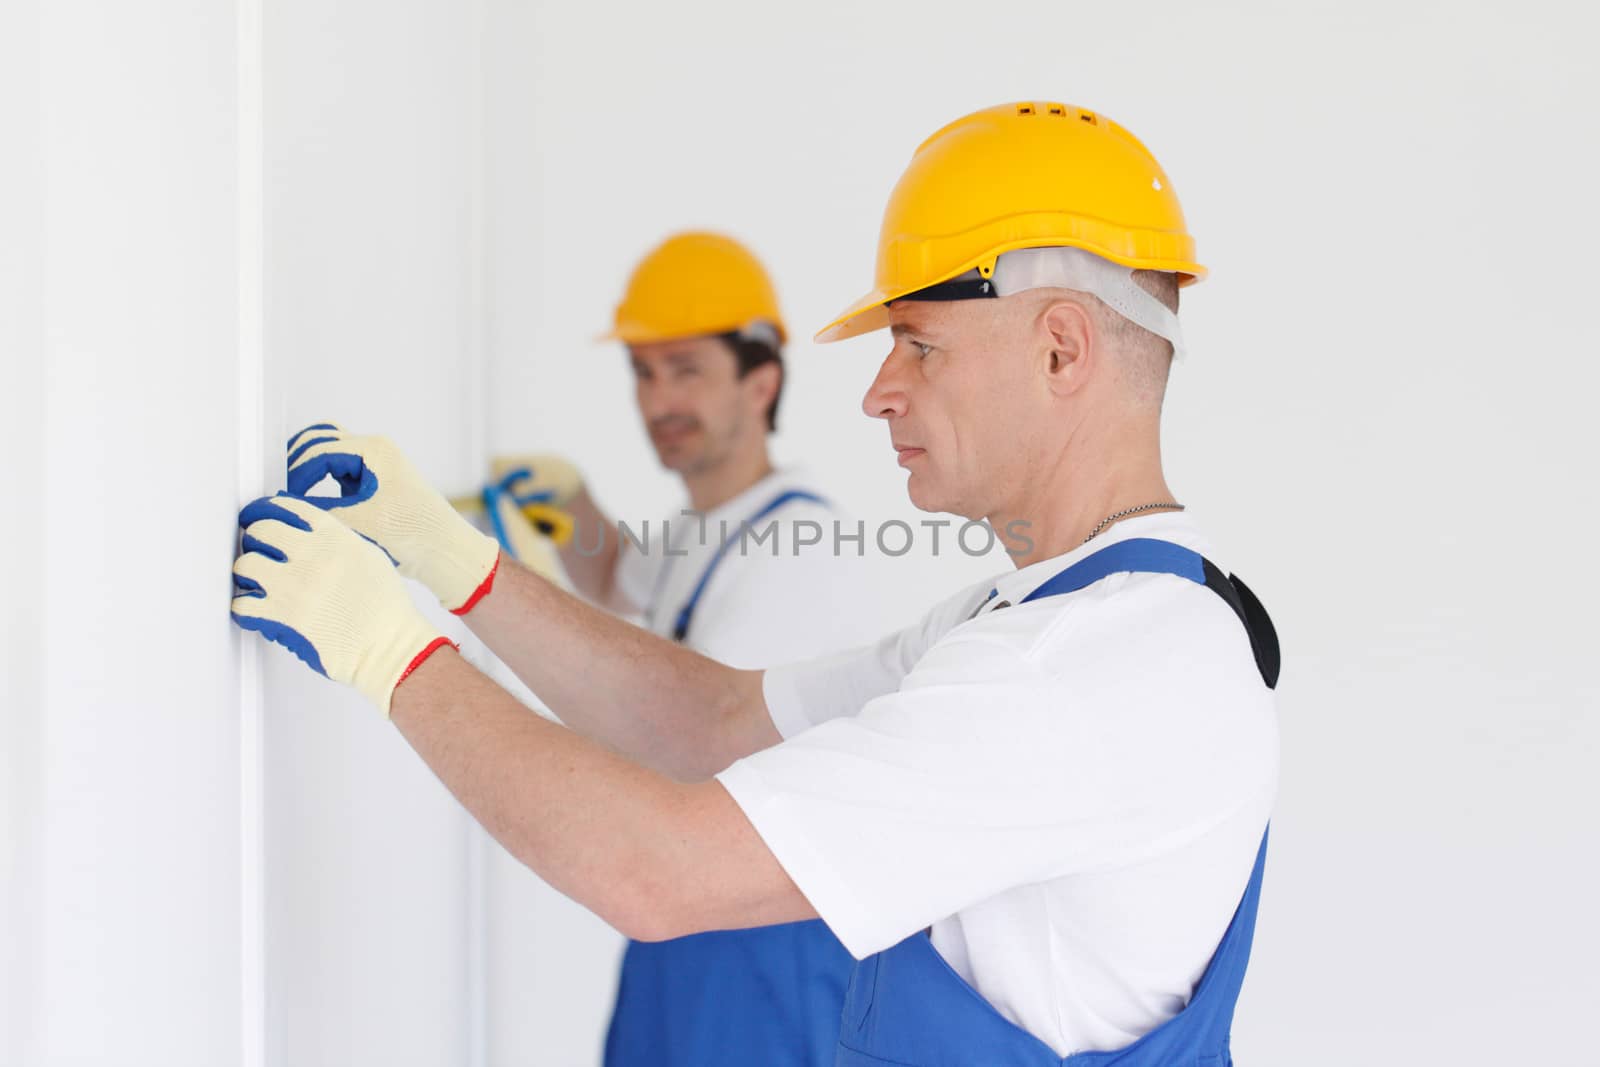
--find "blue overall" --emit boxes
[836,538,1280,1067]
[605,488,855,1067]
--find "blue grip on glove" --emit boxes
[480,467,556,557]
[286,424,380,509]
[230,494,328,677]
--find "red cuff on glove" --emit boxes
[450,553,501,616]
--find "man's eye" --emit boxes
[913,341,933,357]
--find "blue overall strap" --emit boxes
[1020,538,1205,601]
[1021,538,1280,690]
[671,489,826,643]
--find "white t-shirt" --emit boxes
[716,512,1279,1057]
[613,468,898,667]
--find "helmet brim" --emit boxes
[814,239,1205,345]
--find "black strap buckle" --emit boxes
[893,276,998,304]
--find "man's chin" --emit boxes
[651,444,694,472]
[905,474,983,520]
[904,473,946,514]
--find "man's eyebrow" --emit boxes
[890,316,940,339]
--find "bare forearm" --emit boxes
[389,649,811,939]
[465,552,778,780]
[556,488,622,604]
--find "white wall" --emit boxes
[480,1,1599,1063]
[1,1,46,1063]
[20,1,248,1062]
[261,0,491,1064]
[5,0,497,1063]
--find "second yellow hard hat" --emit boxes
[602,231,787,345]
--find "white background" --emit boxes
[4,0,1598,1064]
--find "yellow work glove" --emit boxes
[488,453,584,508]
[231,495,453,716]
[286,424,502,614]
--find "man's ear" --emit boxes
[1040,298,1096,396]
[743,360,782,416]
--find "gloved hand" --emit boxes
[447,467,576,546]
[231,495,453,716]
[488,453,584,509]
[480,470,572,586]
[286,424,502,614]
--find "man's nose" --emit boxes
[637,377,679,419]
[862,349,911,421]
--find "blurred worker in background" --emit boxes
[483,231,897,1067]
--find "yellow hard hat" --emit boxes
[817,101,1204,343]
[602,231,787,345]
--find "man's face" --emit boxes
[863,298,1044,518]
[630,336,758,476]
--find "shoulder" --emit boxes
[890,572,1277,816]
[907,564,1274,747]
[931,568,1263,690]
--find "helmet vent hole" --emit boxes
[1018,104,1035,116]
[1047,104,1065,116]
[1078,111,1097,124]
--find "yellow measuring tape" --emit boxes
[449,493,576,546]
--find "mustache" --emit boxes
[649,415,702,436]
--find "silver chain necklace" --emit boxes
[1080,502,1186,546]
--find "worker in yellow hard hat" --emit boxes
[237,101,1280,1065]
